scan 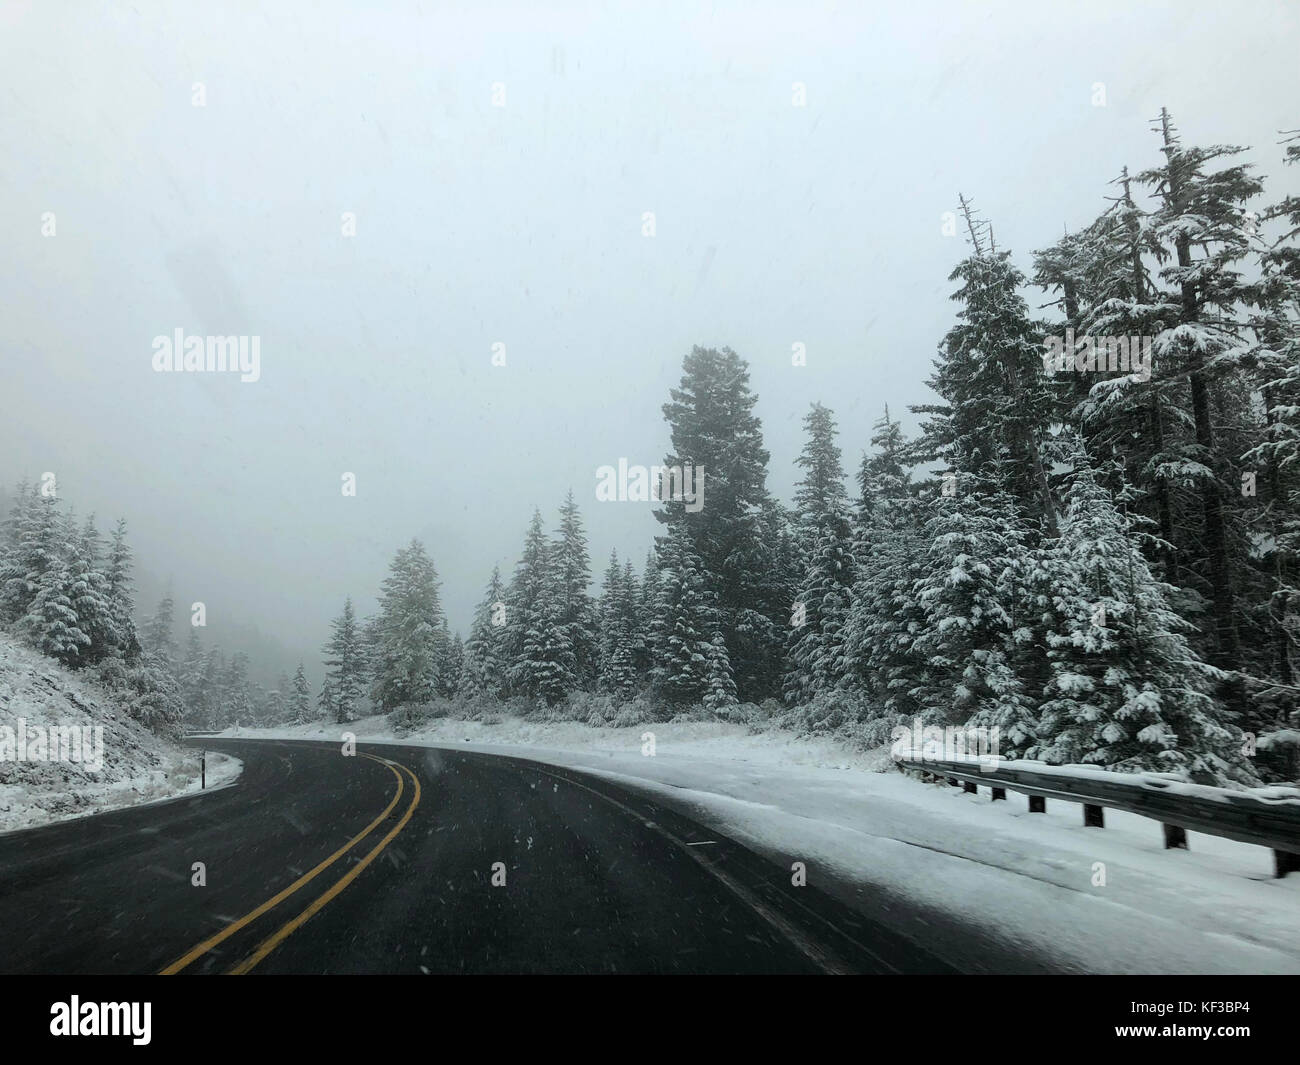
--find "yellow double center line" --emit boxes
[160,751,421,975]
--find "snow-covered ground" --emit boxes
[224,713,1300,974]
[0,634,242,832]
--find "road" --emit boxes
[0,738,958,974]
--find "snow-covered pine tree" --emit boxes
[907,471,1039,753]
[19,548,90,665]
[596,550,623,692]
[612,559,643,699]
[1,483,60,627]
[596,553,640,699]
[793,403,847,525]
[0,481,28,609]
[291,662,313,723]
[1241,130,1300,693]
[317,677,336,725]
[552,490,597,690]
[912,198,1061,536]
[1034,167,1185,582]
[460,566,508,699]
[1135,108,1265,673]
[840,501,927,730]
[104,518,141,662]
[224,652,253,727]
[203,647,227,728]
[841,412,925,730]
[264,679,289,727]
[1031,443,1256,784]
[649,522,735,709]
[785,501,857,708]
[506,510,576,705]
[142,594,178,667]
[856,405,913,527]
[122,651,185,737]
[441,627,465,697]
[657,345,781,701]
[323,597,366,723]
[369,539,445,714]
[785,402,855,706]
[70,515,118,664]
[181,626,207,724]
[637,549,661,676]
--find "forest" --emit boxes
[4,110,1299,788]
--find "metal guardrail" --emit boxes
[897,754,1300,879]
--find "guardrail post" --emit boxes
[991,787,1006,801]
[1275,850,1300,879]
[1084,804,1104,828]
[947,777,959,787]
[1028,795,1045,813]
[1162,823,1187,850]
[963,781,977,794]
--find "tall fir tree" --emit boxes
[785,403,855,704]
[323,597,366,723]
[461,567,509,698]
[1031,445,1256,783]
[369,539,446,714]
[649,522,736,709]
[552,490,596,690]
[291,662,313,723]
[913,199,1061,536]
[658,345,781,701]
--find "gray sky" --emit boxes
[2,0,1298,683]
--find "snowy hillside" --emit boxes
[0,633,239,831]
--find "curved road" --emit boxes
[0,739,957,974]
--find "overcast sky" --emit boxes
[2,0,1298,682]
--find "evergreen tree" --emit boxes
[224,652,252,726]
[317,677,337,725]
[856,406,914,526]
[1031,448,1256,783]
[913,199,1061,535]
[649,522,736,708]
[552,490,597,689]
[506,511,575,704]
[104,518,141,662]
[181,626,207,723]
[461,567,509,699]
[785,501,856,705]
[908,474,1039,752]
[596,552,640,698]
[324,597,366,722]
[596,550,623,691]
[19,551,90,665]
[1,485,60,626]
[291,663,313,723]
[1135,108,1264,672]
[636,549,661,678]
[658,345,781,701]
[785,403,855,704]
[443,632,465,697]
[369,539,446,713]
[72,515,118,664]
[203,647,227,728]
[142,594,177,667]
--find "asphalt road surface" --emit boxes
[0,739,959,974]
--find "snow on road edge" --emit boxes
[219,715,1300,975]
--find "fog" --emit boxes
[3,0,1297,684]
